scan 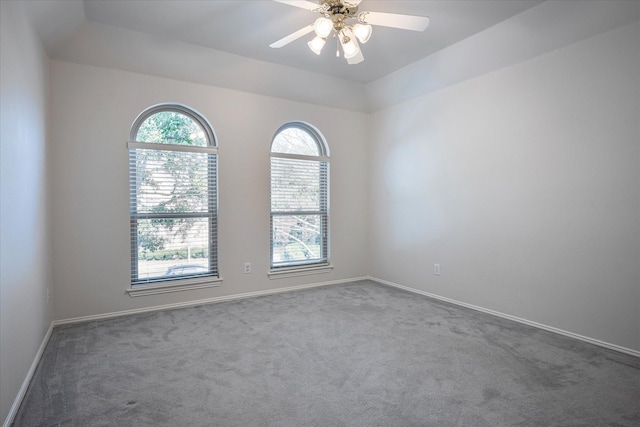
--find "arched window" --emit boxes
[128,104,218,288]
[270,122,330,272]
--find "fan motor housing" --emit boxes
[322,0,359,19]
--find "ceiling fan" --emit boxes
[269,0,430,65]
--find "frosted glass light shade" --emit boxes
[314,17,333,38]
[340,33,360,59]
[353,23,372,43]
[308,36,326,55]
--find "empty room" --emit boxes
[1,0,639,425]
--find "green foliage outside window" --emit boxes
[134,111,211,255]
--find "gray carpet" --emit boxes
[13,280,640,426]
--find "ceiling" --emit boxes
[27,0,543,84]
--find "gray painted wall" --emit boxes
[368,21,640,351]
[0,1,53,422]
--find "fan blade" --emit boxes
[346,49,364,65]
[272,0,321,12]
[361,11,430,31]
[269,25,314,48]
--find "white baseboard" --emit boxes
[368,276,640,359]
[3,322,54,427]
[54,276,369,326]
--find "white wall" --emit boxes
[0,0,52,422]
[49,61,369,320]
[369,21,640,351]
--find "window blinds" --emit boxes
[129,145,218,283]
[270,155,329,268]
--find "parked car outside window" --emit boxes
[164,265,209,276]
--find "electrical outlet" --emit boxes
[434,264,441,276]
[244,262,251,274]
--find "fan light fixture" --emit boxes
[352,23,372,44]
[307,36,326,55]
[314,17,333,38]
[310,2,370,62]
[270,0,430,65]
[339,29,360,59]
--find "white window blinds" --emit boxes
[128,105,218,285]
[270,124,329,269]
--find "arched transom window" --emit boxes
[270,122,330,271]
[128,104,218,287]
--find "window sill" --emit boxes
[268,264,333,280]
[126,276,222,297]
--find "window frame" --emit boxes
[126,103,221,296]
[269,122,332,278]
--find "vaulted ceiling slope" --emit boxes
[23,0,640,112]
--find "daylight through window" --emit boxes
[128,104,218,285]
[270,123,330,270]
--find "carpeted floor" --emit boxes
[13,280,640,426]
